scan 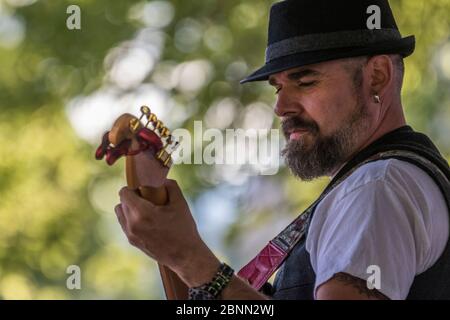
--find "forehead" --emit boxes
[268,59,347,85]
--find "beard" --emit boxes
[281,93,370,181]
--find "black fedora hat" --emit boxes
[241,0,415,84]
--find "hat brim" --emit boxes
[240,35,415,84]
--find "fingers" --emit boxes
[115,202,144,248]
[114,204,128,233]
[119,187,156,210]
[119,187,140,205]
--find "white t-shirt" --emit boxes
[306,159,449,300]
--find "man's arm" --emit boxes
[221,276,270,299]
[181,250,389,300]
[115,182,391,300]
[316,273,388,300]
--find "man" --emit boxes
[115,0,450,300]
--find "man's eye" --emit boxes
[298,81,316,87]
[274,81,316,94]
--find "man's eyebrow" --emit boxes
[287,69,322,81]
[268,69,322,86]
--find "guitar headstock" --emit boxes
[95,106,181,189]
[95,106,180,168]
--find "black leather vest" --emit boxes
[270,126,450,299]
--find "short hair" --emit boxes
[343,54,405,93]
[391,54,405,90]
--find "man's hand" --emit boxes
[114,179,268,299]
[114,179,220,287]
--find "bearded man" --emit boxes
[115,0,450,300]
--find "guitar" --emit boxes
[95,106,189,299]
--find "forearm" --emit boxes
[220,275,270,300]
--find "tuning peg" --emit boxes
[155,120,164,130]
[129,118,141,133]
[153,135,182,168]
[145,113,158,128]
[156,144,171,167]
[168,136,182,153]
[160,127,170,138]
[173,139,181,151]
[140,105,151,117]
[138,106,150,123]
[149,113,158,122]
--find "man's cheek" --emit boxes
[314,111,337,137]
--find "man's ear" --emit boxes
[366,55,394,97]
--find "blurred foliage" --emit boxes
[0,0,449,299]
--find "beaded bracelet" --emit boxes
[188,263,234,300]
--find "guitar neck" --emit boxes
[125,155,189,300]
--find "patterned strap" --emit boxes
[237,150,450,291]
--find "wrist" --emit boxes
[173,241,221,287]
[188,262,235,300]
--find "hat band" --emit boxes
[265,29,402,63]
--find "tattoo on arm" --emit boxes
[333,272,389,300]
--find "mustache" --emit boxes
[281,116,319,137]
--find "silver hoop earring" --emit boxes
[374,94,381,104]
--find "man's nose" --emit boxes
[274,89,302,118]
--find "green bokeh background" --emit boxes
[0,0,449,299]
